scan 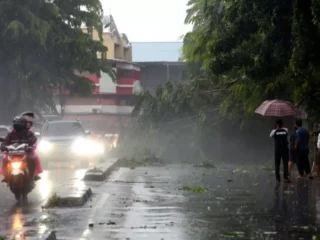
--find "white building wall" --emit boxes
[58,105,133,114]
[99,69,117,93]
[101,105,134,114]
[117,63,140,71]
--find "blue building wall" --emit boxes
[131,42,183,62]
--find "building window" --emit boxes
[119,100,126,106]
[118,69,132,78]
[103,99,115,105]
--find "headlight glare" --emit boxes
[12,162,22,169]
[71,138,89,153]
[38,140,53,152]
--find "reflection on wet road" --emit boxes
[1,164,320,239]
[0,167,87,237]
[52,165,320,240]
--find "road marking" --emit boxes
[79,168,125,239]
[108,167,127,182]
[79,193,110,239]
[92,193,110,210]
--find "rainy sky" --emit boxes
[101,0,192,42]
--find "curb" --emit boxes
[24,230,57,240]
[83,158,120,181]
[45,186,93,208]
[57,186,92,207]
[38,230,57,240]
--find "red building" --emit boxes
[55,59,142,116]
[53,15,143,118]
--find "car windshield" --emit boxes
[43,122,84,137]
[0,127,9,137]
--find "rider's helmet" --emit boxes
[20,111,34,129]
[24,116,33,129]
[13,116,27,132]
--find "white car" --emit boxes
[0,125,10,137]
[0,125,10,158]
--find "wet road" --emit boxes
[0,166,87,238]
[45,164,320,239]
[1,164,320,239]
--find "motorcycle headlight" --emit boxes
[71,138,88,153]
[11,162,22,169]
[38,140,53,152]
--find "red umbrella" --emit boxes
[255,100,296,117]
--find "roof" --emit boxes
[107,58,143,67]
[45,120,80,124]
[131,42,183,62]
[136,61,185,66]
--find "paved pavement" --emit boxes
[1,163,320,240]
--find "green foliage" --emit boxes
[178,186,209,193]
[0,0,114,120]
[134,79,224,127]
[182,0,320,120]
[134,0,310,163]
[120,150,164,169]
[44,193,61,208]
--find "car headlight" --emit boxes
[71,138,89,153]
[88,141,104,154]
[11,162,22,169]
[38,140,53,152]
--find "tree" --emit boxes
[133,0,320,163]
[183,0,320,122]
[0,0,115,121]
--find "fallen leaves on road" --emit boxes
[232,165,275,174]
[99,220,116,225]
[178,186,209,193]
[131,226,157,229]
[133,199,152,203]
[194,161,215,168]
[290,225,317,233]
[43,193,62,208]
[120,155,164,169]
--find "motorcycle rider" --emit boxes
[0,116,38,183]
[20,112,43,180]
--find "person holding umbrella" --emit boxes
[270,119,290,183]
[255,99,301,182]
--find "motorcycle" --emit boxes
[0,138,35,202]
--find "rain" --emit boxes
[0,0,320,240]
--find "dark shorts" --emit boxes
[290,149,296,163]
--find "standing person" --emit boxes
[295,118,313,179]
[288,127,298,176]
[270,119,290,183]
[316,132,320,176]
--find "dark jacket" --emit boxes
[270,127,289,152]
[2,129,37,147]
